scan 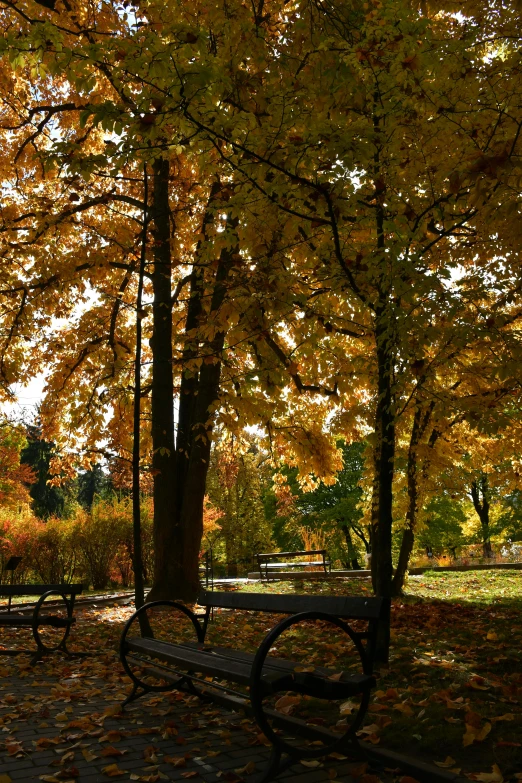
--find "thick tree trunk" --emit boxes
[147,158,178,601]
[369,305,395,664]
[392,404,423,596]
[148,177,237,601]
[132,165,148,615]
[370,317,395,601]
[177,233,236,598]
[471,476,493,558]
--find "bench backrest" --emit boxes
[257,550,326,562]
[197,590,387,620]
[0,584,84,597]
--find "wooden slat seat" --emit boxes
[126,638,375,698]
[0,614,74,628]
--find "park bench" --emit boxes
[0,584,84,663]
[256,550,331,581]
[120,590,389,782]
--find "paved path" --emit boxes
[0,654,394,783]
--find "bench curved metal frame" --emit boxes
[120,600,204,705]
[32,589,75,655]
[249,610,371,760]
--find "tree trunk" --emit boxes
[147,178,237,601]
[369,306,395,665]
[392,404,422,596]
[176,232,236,598]
[132,164,148,616]
[471,475,493,558]
[341,524,361,569]
[370,315,395,602]
[147,158,178,600]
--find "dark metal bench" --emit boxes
[256,550,331,581]
[0,584,84,663]
[120,590,389,782]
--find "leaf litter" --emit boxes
[0,573,519,781]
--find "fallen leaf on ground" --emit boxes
[470,765,503,783]
[234,762,255,775]
[463,721,491,747]
[434,757,456,768]
[101,764,126,777]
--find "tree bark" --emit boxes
[392,404,423,596]
[132,164,148,615]
[341,524,361,569]
[147,177,237,601]
[370,313,395,602]
[471,475,493,558]
[147,158,178,600]
[176,231,236,598]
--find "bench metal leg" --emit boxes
[122,682,148,708]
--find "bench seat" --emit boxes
[0,614,75,628]
[126,638,374,698]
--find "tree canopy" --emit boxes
[0,0,521,600]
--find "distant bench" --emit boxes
[256,550,331,581]
[0,584,84,663]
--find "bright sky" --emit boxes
[4,373,46,420]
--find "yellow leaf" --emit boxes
[235,762,256,775]
[464,722,491,746]
[473,765,503,783]
[477,723,492,741]
[274,695,301,714]
[101,764,126,777]
[0,776,12,783]
[486,631,498,641]
[434,757,456,768]
[393,702,414,716]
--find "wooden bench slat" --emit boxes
[126,638,374,697]
[0,615,75,627]
[182,644,374,695]
[127,637,254,684]
[0,585,84,597]
[197,590,386,620]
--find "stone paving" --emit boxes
[0,651,396,783]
